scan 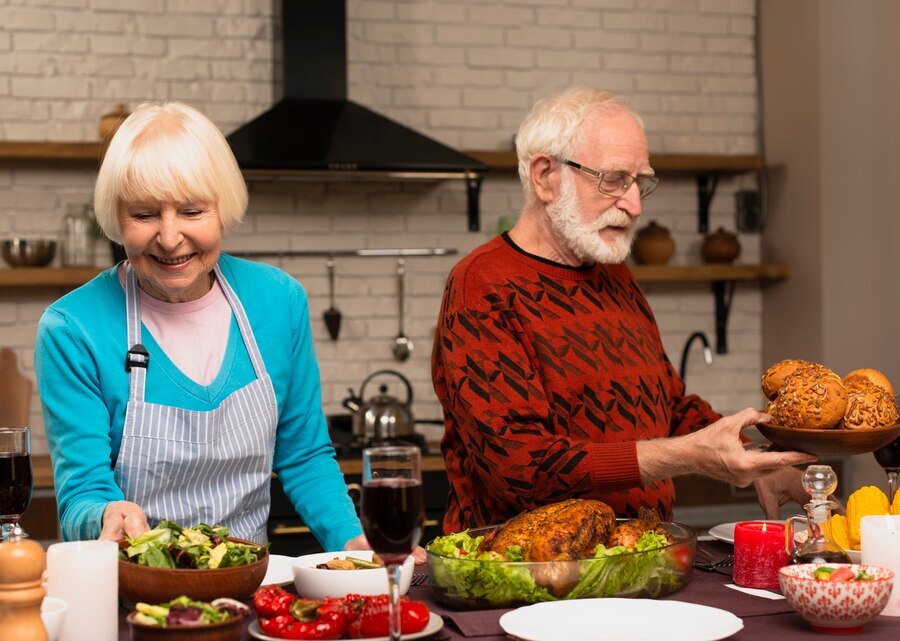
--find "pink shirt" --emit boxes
[119,265,231,385]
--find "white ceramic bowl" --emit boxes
[41,596,68,641]
[292,550,414,600]
[778,563,894,633]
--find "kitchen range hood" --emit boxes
[227,1,488,230]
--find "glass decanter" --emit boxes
[785,465,851,564]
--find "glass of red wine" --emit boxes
[1,426,33,541]
[873,435,900,504]
[360,445,424,641]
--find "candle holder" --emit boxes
[733,521,787,589]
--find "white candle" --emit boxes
[45,541,118,641]
[860,514,900,617]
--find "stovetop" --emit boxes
[329,430,430,459]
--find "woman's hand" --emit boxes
[99,501,150,541]
[344,533,427,565]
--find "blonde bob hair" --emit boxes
[94,101,248,243]
[514,87,643,203]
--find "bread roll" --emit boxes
[768,363,847,430]
[844,382,899,430]
[843,368,895,396]
[761,359,811,400]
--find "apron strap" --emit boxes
[124,264,148,402]
[213,263,267,378]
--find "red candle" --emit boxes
[733,521,787,589]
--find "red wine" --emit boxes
[0,453,33,521]
[361,478,424,564]
[873,437,900,470]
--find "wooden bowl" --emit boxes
[126,613,243,641]
[757,422,900,456]
[118,538,268,604]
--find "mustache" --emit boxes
[593,208,634,230]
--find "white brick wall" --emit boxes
[1,0,764,454]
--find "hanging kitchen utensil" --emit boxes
[323,256,342,340]
[392,257,413,361]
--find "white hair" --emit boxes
[515,87,644,203]
[94,101,248,243]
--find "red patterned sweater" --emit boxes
[432,234,721,533]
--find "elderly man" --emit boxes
[432,87,813,533]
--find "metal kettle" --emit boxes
[341,369,415,442]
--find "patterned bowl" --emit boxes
[778,563,895,633]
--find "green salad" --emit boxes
[426,528,686,607]
[132,596,249,627]
[121,520,268,569]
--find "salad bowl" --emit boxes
[292,550,415,599]
[778,563,894,633]
[118,536,269,604]
[127,613,244,641]
[426,520,696,610]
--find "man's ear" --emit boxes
[530,154,558,204]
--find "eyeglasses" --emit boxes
[556,157,660,200]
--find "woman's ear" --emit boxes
[530,154,558,204]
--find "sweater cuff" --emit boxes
[587,441,643,490]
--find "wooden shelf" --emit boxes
[0,267,103,288]
[631,263,788,283]
[0,264,787,290]
[0,141,104,164]
[463,151,764,175]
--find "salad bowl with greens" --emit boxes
[426,520,696,609]
[119,520,269,604]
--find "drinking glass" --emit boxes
[0,426,33,541]
[361,446,424,641]
[872,436,900,503]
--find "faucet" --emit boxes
[679,331,713,382]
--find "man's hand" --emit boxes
[638,408,818,487]
[99,501,149,541]
[344,533,427,565]
[753,466,810,518]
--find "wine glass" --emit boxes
[872,436,900,504]
[0,426,33,541]
[361,446,424,641]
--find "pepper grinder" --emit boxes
[0,536,49,641]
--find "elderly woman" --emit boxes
[35,101,364,552]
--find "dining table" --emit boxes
[113,540,899,641]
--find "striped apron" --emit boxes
[113,263,278,543]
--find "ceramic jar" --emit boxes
[632,221,675,265]
[98,104,129,141]
[701,228,741,264]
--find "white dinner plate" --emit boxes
[708,520,784,545]
[248,613,443,641]
[499,599,743,641]
[261,554,294,586]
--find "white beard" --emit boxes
[547,171,636,264]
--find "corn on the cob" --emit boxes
[846,485,890,548]
[829,513,852,550]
